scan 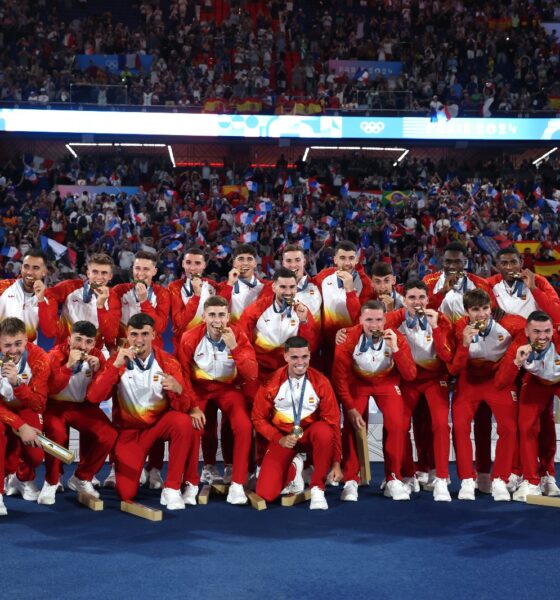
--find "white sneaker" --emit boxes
[491,478,511,502]
[68,475,100,499]
[433,478,452,502]
[281,454,304,494]
[421,469,438,491]
[148,468,164,490]
[506,473,523,493]
[309,486,328,510]
[5,474,40,501]
[403,476,420,493]
[160,487,186,510]
[56,478,65,493]
[341,480,359,502]
[384,478,411,501]
[103,465,116,488]
[226,482,248,505]
[37,482,58,505]
[476,472,492,494]
[181,482,198,506]
[540,473,560,497]
[513,480,542,502]
[458,478,476,500]
[0,494,6,516]
[223,464,233,485]
[201,464,223,484]
[139,468,148,486]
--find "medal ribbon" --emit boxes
[526,342,551,364]
[359,334,384,353]
[288,375,307,428]
[405,311,427,331]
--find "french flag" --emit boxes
[245,181,258,193]
[1,246,21,260]
[257,201,272,212]
[308,178,321,191]
[345,210,358,220]
[287,223,303,235]
[533,186,543,199]
[107,219,121,237]
[297,237,311,251]
[167,240,184,253]
[235,212,253,226]
[320,216,337,227]
[241,232,258,243]
[519,212,533,229]
[254,212,267,223]
[340,182,349,198]
[283,176,293,190]
[215,244,231,259]
[291,206,303,216]
[453,220,467,233]
[164,189,178,200]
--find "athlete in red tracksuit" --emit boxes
[423,241,496,488]
[168,247,217,344]
[448,289,525,501]
[332,300,417,501]
[237,267,320,385]
[314,241,373,373]
[87,313,194,510]
[0,317,49,506]
[44,253,121,350]
[488,246,560,491]
[494,310,560,501]
[0,249,55,343]
[178,296,258,505]
[252,336,342,509]
[385,280,455,501]
[367,261,405,311]
[112,251,171,348]
[38,321,117,505]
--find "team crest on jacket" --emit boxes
[153,375,159,382]
[21,374,28,380]
[498,335,504,342]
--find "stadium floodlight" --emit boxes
[532,147,557,166]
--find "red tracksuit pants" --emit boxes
[43,400,118,485]
[401,379,451,479]
[256,421,334,502]
[183,388,252,485]
[114,411,194,502]
[342,382,406,482]
[3,409,44,484]
[518,378,559,485]
[452,378,518,481]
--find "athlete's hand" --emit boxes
[95,285,110,308]
[337,270,354,292]
[378,293,394,312]
[514,344,532,368]
[67,348,85,369]
[191,276,203,296]
[33,279,46,302]
[227,268,240,286]
[279,434,298,449]
[294,301,309,323]
[189,407,206,430]
[16,423,41,447]
[347,408,366,431]
[463,324,478,347]
[1,361,19,386]
[521,268,536,291]
[328,462,343,483]
[424,308,439,329]
[383,329,398,352]
[114,347,136,369]
[86,355,101,372]
[161,373,182,394]
[335,328,348,345]
[134,281,148,303]
[221,326,237,350]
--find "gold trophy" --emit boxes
[36,433,75,465]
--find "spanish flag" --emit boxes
[534,261,560,277]
[514,241,540,255]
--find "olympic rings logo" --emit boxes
[360,121,385,134]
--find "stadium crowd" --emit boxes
[0,0,560,114]
[0,151,559,289]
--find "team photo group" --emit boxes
[0,237,559,516]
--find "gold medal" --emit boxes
[291,425,304,439]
